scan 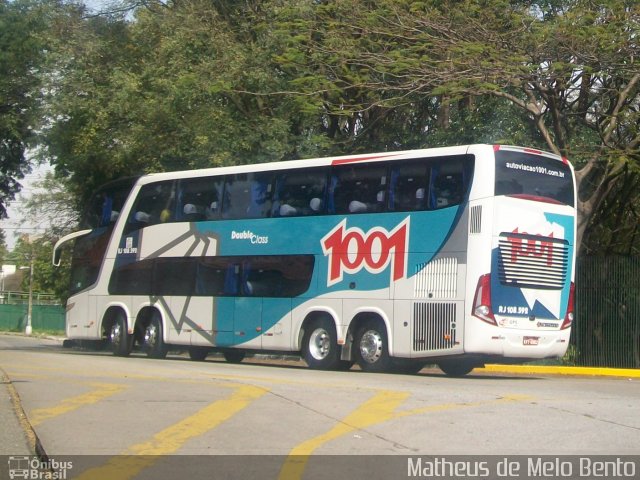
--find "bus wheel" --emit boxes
[354,319,392,373]
[223,350,245,363]
[188,346,209,361]
[392,359,425,375]
[302,318,340,370]
[144,312,168,359]
[438,360,475,377]
[110,312,132,357]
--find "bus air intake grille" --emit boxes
[498,232,569,290]
[414,257,458,299]
[413,302,457,351]
[469,205,482,234]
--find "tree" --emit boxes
[9,233,69,301]
[286,0,639,253]
[0,229,7,265]
[0,0,50,218]
[40,0,639,254]
[19,171,79,238]
[42,0,325,205]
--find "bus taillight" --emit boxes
[561,282,575,330]
[472,274,496,326]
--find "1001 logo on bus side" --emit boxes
[321,218,410,286]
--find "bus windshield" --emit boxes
[494,150,574,207]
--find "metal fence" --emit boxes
[0,291,61,306]
[0,304,65,332]
[573,256,640,368]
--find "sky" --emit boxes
[0,163,54,251]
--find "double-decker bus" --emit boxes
[53,144,576,376]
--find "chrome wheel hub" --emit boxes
[309,328,331,360]
[359,330,383,364]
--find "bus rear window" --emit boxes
[495,151,574,207]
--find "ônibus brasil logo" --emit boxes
[321,218,410,287]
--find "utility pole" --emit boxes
[19,236,36,335]
[25,250,34,335]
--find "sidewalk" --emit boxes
[0,368,36,456]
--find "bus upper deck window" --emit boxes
[389,161,430,212]
[126,182,176,232]
[331,164,387,214]
[177,176,223,222]
[272,168,328,217]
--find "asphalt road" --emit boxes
[1,334,639,480]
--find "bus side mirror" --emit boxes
[53,247,62,267]
[51,229,93,267]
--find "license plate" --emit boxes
[523,336,539,346]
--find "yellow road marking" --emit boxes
[29,383,127,426]
[481,364,640,378]
[278,392,531,480]
[74,384,267,480]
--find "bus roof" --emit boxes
[137,145,476,186]
[135,144,565,186]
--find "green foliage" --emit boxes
[10,234,70,302]
[25,0,639,258]
[0,0,51,218]
[0,229,7,265]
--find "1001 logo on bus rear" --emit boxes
[321,218,410,287]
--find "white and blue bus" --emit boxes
[53,144,576,376]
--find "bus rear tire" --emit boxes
[110,312,132,357]
[302,318,341,370]
[223,350,245,363]
[144,312,168,359]
[354,319,392,373]
[438,360,475,377]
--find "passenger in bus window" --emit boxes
[333,165,386,214]
[273,170,326,217]
[183,203,206,221]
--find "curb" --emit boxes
[479,364,640,378]
[1,367,48,459]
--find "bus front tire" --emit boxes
[144,313,169,359]
[438,360,475,377]
[302,318,341,370]
[110,313,132,357]
[354,319,392,373]
[392,358,425,375]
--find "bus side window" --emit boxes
[272,168,328,217]
[430,158,467,209]
[195,258,231,296]
[331,164,387,214]
[126,181,176,233]
[239,256,314,297]
[389,161,430,211]
[154,258,196,295]
[223,173,275,219]
[177,176,223,222]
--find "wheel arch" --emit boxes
[135,305,165,345]
[100,303,131,340]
